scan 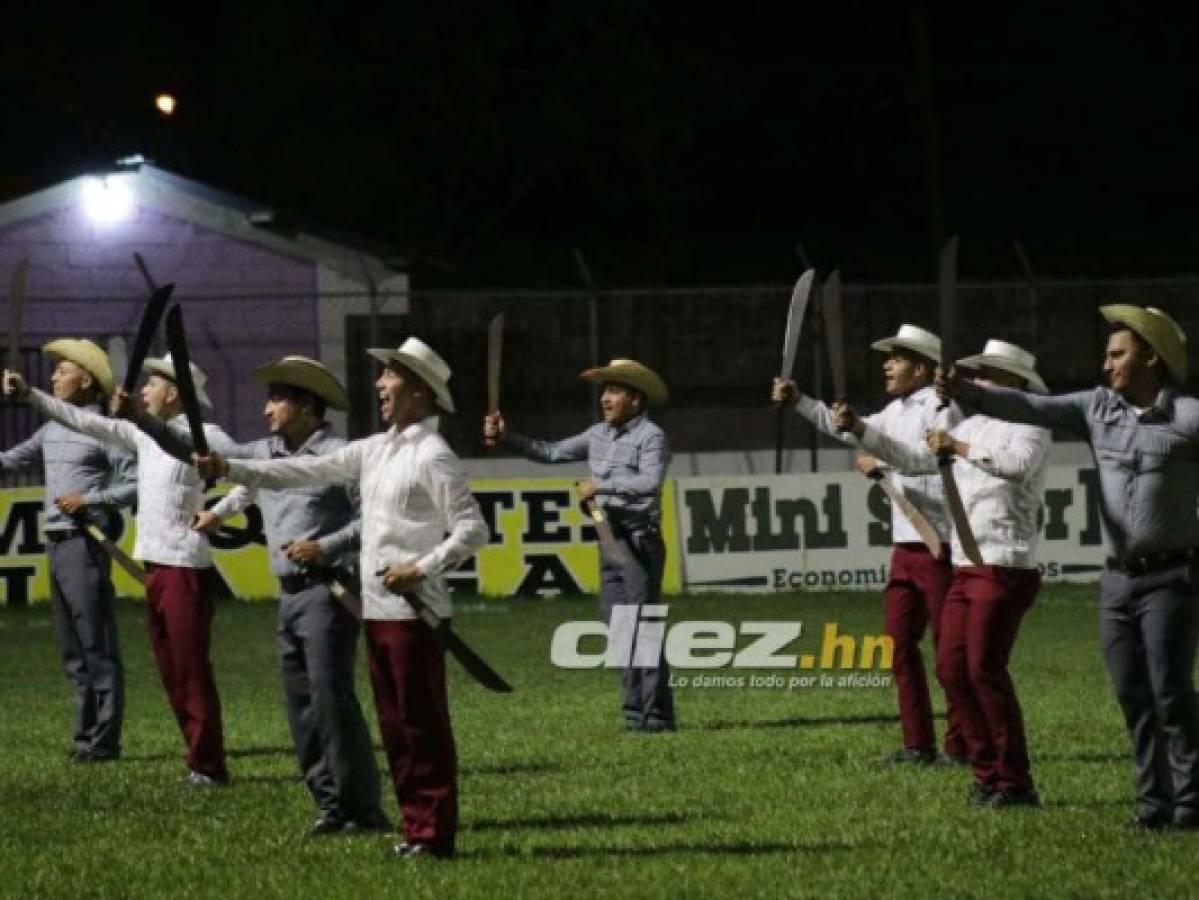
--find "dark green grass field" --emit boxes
[0,587,1194,898]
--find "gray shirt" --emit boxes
[0,405,137,536]
[506,413,670,527]
[208,424,360,576]
[964,382,1199,559]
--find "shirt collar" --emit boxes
[269,422,331,457]
[606,412,647,437]
[903,385,934,405]
[391,415,440,444]
[1108,385,1177,421]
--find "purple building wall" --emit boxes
[0,202,321,440]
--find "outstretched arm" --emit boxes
[956,382,1092,438]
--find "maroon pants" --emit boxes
[144,565,227,780]
[936,566,1039,791]
[884,543,964,755]
[365,620,457,856]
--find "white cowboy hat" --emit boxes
[956,339,1048,394]
[579,358,669,405]
[42,339,115,396]
[366,337,455,413]
[142,352,212,408]
[1100,304,1188,384]
[251,355,349,411]
[870,324,942,364]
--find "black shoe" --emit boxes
[637,720,677,734]
[308,816,347,837]
[881,747,935,765]
[1173,809,1199,830]
[70,748,120,764]
[1128,811,1171,831]
[967,781,997,806]
[393,841,451,860]
[933,752,971,767]
[988,787,1041,808]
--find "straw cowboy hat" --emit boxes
[142,352,213,408]
[1100,304,1188,384]
[367,337,456,413]
[870,324,942,364]
[41,339,115,396]
[579,358,669,405]
[251,355,349,411]
[956,339,1048,394]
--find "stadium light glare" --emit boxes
[81,176,134,225]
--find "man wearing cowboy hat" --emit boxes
[940,306,1199,829]
[483,358,676,733]
[836,339,1051,808]
[193,338,488,860]
[773,324,967,765]
[4,351,237,787]
[0,339,136,763]
[184,356,387,836]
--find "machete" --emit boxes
[935,236,985,566]
[375,568,513,693]
[124,284,174,394]
[163,306,209,459]
[774,269,817,474]
[580,496,630,565]
[821,269,846,402]
[79,520,146,584]
[7,257,28,374]
[486,313,504,414]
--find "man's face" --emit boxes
[882,353,928,397]
[263,386,304,436]
[140,374,176,418]
[375,364,424,426]
[1103,329,1155,397]
[600,383,642,426]
[50,359,93,404]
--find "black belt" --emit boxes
[1106,547,1198,576]
[45,529,81,543]
[279,569,350,594]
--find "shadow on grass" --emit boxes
[232,774,303,786]
[1034,752,1128,764]
[466,838,858,860]
[461,761,565,777]
[1042,798,1128,811]
[465,811,696,832]
[697,713,903,731]
[120,745,295,763]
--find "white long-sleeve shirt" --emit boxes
[858,414,1050,569]
[28,388,230,568]
[224,416,488,621]
[795,386,958,544]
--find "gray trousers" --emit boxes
[278,582,384,824]
[1100,564,1199,818]
[600,527,675,728]
[47,534,124,757]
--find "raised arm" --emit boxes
[505,428,593,464]
[26,388,140,452]
[412,449,488,577]
[957,382,1093,438]
[960,424,1051,482]
[0,427,45,474]
[224,441,364,490]
[857,423,938,475]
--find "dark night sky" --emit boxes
[2,2,1198,287]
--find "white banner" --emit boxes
[674,467,1107,591]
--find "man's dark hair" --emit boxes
[270,384,327,419]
